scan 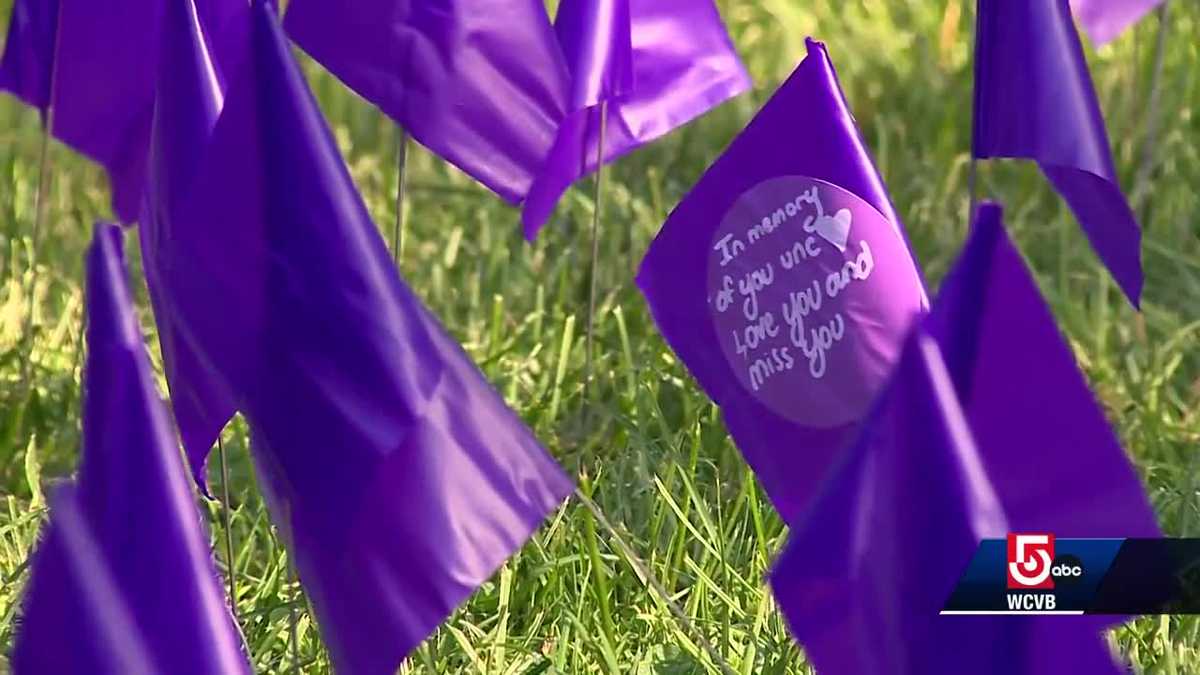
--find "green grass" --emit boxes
[1,1,1198,672]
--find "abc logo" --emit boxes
[1051,554,1084,586]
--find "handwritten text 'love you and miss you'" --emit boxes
[706,176,924,428]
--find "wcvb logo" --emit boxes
[1007,533,1055,590]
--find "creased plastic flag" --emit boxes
[1071,0,1165,45]
[974,0,1142,306]
[282,0,749,239]
[522,0,751,238]
[770,202,1158,672]
[283,0,572,205]
[149,3,573,672]
[139,0,243,492]
[924,203,1159,547]
[637,38,927,524]
[555,0,634,110]
[0,0,243,222]
[12,223,249,675]
[769,320,1125,675]
[0,0,59,111]
[16,485,159,675]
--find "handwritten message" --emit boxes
[706,176,924,427]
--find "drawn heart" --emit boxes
[813,208,852,252]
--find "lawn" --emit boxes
[1,1,1198,673]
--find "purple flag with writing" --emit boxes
[0,0,243,222]
[769,321,1125,674]
[637,38,927,524]
[974,0,1142,306]
[1071,0,1164,45]
[139,0,243,492]
[283,0,571,205]
[0,0,58,111]
[13,224,249,675]
[17,485,160,675]
[149,3,573,672]
[522,0,751,237]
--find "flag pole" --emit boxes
[21,6,64,388]
[582,101,608,415]
[289,559,301,674]
[967,158,979,224]
[30,126,53,265]
[573,487,738,675]
[215,433,252,658]
[966,0,981,226]
[217,435,238,619]
[391,127,409,266]
[288,588,300,672]
[21,126,54,377]
[1134,2,1169,218]
[276,495,302,673]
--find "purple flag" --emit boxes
[1071,0,1164,45]
[283,0,747,238]
[974,0,1142,306]
[139,0,243,492]
[150,3,573,672]
[0,0,243,222]
[769,322,1124,675]
[637,38,927,524]
[13,223,249,675]
[555,0,634,109]
[0,0,58,111]
[15,485,159,675]
[925,203,1158,542]
[521,0,751,238]
[283,0,572,205]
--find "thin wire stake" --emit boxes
[583,101,608,415]
[289,559,301,675]
[30,124,53,265]
[573,487,738,675]
[1135,2,1169,217]
[966,0,981,228]
[966,157,979,225]
[217,435,238,619]
[960,0,979,228]
[21,7,63,387]
[392,127,410,267]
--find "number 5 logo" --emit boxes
[1007,533,1055,590]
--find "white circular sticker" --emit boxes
[707,176,924,427]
